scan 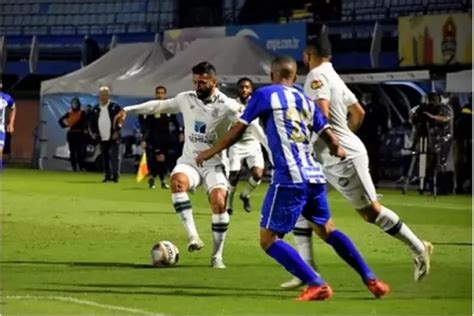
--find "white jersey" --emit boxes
[304,62,367,166]
[125,90,240,168]
[231,97,263,150]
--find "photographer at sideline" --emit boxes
[412,92,454,194]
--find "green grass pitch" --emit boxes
[2,168,472,315]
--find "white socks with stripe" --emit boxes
[241,176,261,198]
[375,206,425,255]
[211,212,230,259]
[172,192,198,239]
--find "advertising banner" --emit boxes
[226,23,307,60]
[399,13,472,66]
[163,26,225,54]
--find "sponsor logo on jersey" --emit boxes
[338,177,350,187]
[194,121,207,133]
[311,80,322,90]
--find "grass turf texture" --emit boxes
[2,168,472,315]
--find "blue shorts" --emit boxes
[0,131,5,147]
[260,182,331,234]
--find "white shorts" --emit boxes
[170,163,228,193]
[323,154,377,209]
[228,143,264,172]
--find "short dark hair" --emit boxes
[192,62,217,76]
[237,77,253,87]
[306,36,332,58]
[271,56,297,80]
[155,85,167,93]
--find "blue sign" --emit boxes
[226,23,307,60]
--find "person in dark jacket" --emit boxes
[59,97,87,171]
[88,86,122,182]
[139,85,183,189]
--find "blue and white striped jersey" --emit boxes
[0,92,15,132]
[239,84,329,184]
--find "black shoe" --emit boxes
[227,208,233,216]
[161,182,170,189]
[148,178,155,189]
[239,194,251,212]
[112,177,119,183]
[102,178,110,183]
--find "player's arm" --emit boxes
[6,104,16,133]
[196,91,268,166]
[115,97,179,126]
[305,73,331,119]
[312,106,346,160]
[347,102,365,132]
[196,122,248,167]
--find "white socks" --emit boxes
[172,192,199,239]
[292,216,315,265]
[211,212,230,259]
[241,176,261,198]
[375,206,425,255]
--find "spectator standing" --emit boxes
[88,86,122,182]
[58,97,87,171]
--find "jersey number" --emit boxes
[286,106,310,143]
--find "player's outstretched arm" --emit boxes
[195,122,248,167]
[124,99,176,115]
[319,128,346,160]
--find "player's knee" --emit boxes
[259,231,277,250]
[314,219,336,240]
[251,167,264,180]
[228,172,239,186]
[170,174,189,193]
[357,202,381,223]
[209,188,226,213]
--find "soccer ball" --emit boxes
[151,240,180,267]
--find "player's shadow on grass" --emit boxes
[432,242,472,247]
[91,210,209,217]
[2,260,153,269]
[66,180,105,184]
[28,287,293,299]
[2,260,221,269]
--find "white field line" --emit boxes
[6,295,164,316]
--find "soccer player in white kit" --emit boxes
[117,62,241,268]
[281,40,433,288]
[227,78,265,214]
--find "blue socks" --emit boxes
[326,230,375,283]
[266,239,324,286]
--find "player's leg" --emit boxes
[170,164,203,252]
[327,155,432,281]
[240,148,265,212]
[227,147,242,215]
[203,166,231,268]
[303,183,389,298]
[0,131,4,169]
[261,183,332,301]
[280,215,316,289]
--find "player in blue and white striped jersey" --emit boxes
[0,82,17,163]
[196,56,388,300]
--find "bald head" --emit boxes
[271,56,297,84]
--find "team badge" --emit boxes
[311,80,322,90]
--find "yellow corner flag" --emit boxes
[136,152,149,182]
